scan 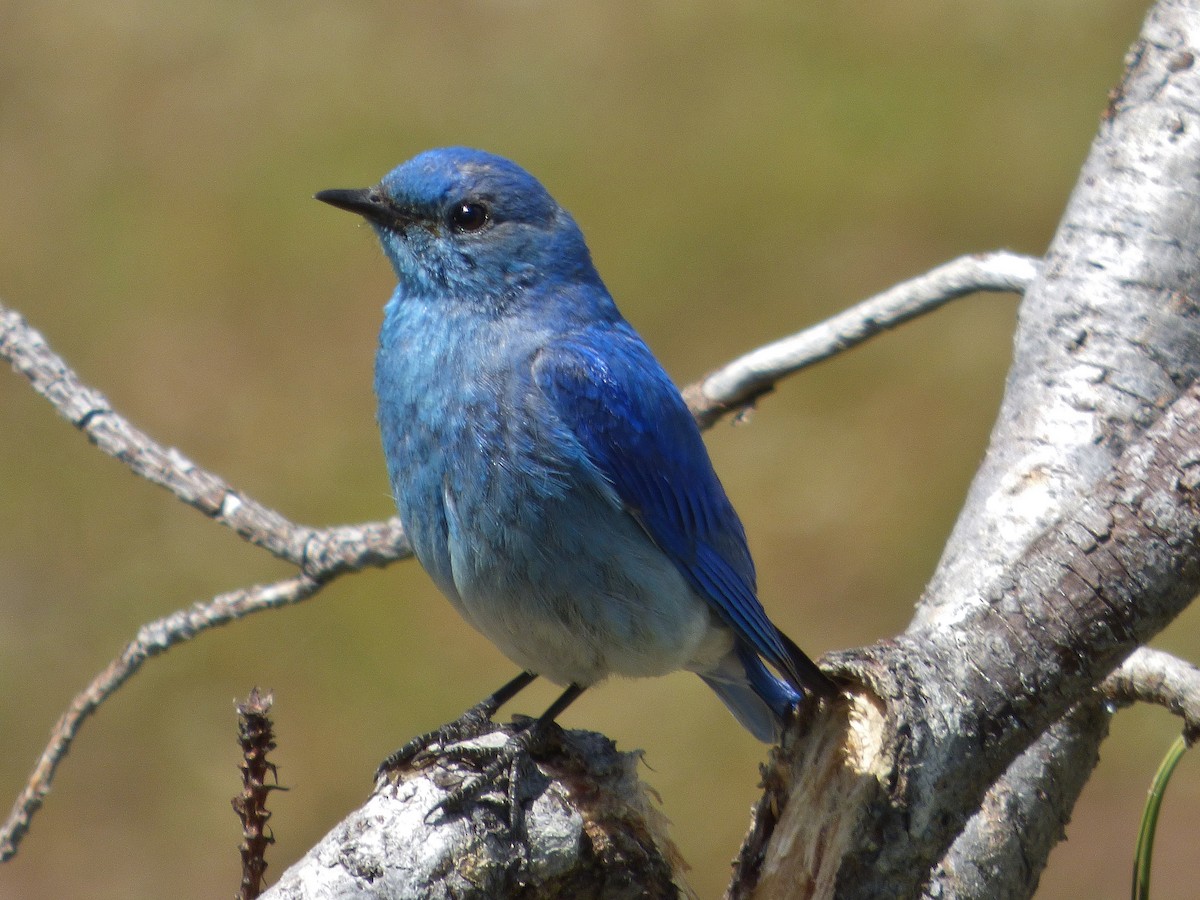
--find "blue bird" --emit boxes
[316,148,832,760]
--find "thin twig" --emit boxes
[683,250,1038,428]
[0,303,409,569]
[1101,646,1200,744]
[234,688,283,900]
[1,575,317,861]
[0,250,1037,861]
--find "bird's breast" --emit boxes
[373,305,718,685]
[374,306,580,593]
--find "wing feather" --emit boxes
[532,325,824,693]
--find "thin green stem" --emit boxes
[1132,735,1190,900]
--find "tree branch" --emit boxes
[739,3,1200,895]
[260,725,684,899]
[1,574,318,861]
[0,304,411,570]
[918,7,1200,895]
[750,376,1200,897]
[816,331,1200,899]
[925,644,1200,899]
[928,702,1110,900]
[1103,646,1200,743]
[683,251,1037,429]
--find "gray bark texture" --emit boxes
[264,1,1200,896]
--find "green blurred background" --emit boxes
[2,1,1197,897]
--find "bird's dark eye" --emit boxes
[449,201,490,233]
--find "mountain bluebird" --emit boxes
[316,148,832,762]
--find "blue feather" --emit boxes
[533,324,825,699]
[319,146,831,744]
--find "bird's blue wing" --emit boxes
[532,324,819,692]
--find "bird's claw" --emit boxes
[375,701,498,779]
[434,740,530,832]
[426,718,563,834]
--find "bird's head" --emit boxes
[317,147,602,307]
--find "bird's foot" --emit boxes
[375,697,500,779]
[433,715,565,834]
[377,671,539,779]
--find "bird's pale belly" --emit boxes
[423,474,734,687]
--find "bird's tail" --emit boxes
[698,645,805,743]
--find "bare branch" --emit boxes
[0,512,424,862]
[234,688,281,900]
[0,302,410,568]
[1,574,319,861]
[828,379,1200,896]
[927,647,1200,898]
[261,724,684,899]
[5,248,1033,570]
[0,304,413,857]
[683,250,1038,428]
[927,702,1110,900]
[724,6,1200,896]
[1102,646,1200,743]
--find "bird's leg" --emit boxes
[436,683,586,832]
[376,670,538,777]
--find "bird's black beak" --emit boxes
[314,187,402,228]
